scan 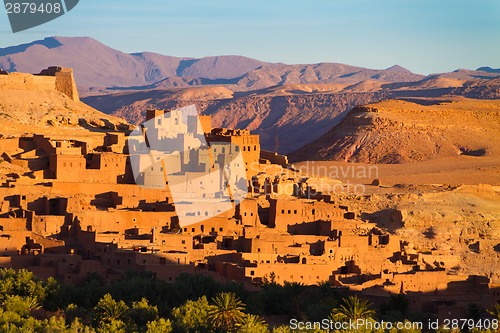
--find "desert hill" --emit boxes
[83,78,500,155]
[0,70,130,137]
[289,98,500,163]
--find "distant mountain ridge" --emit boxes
[477,66,500,74]
[1,36,498,95]
[0,37,266,90]
[0,36,431,93]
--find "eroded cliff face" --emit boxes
[451,78,500,99]
[104,92,389,153]
[289,99,500,163]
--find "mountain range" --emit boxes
[1,36,499,159]
[4,36,498,94]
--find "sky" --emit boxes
[0,0,499,74]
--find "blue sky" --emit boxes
[1,0,499,74]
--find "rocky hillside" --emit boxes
[289,98,500,163]
[85,89,389,153]
[0,73,130,137]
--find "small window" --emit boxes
[250,270,255,276]
[181,240,186,244]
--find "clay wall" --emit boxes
[269,198,345,230]
[0,68,79,101]
[181,215,238,236]
[260,150,289,167]
[32,215,65,236]
[0,73,55,91]
[75,210,175,235]
[0,230,31,255]
[0,138,20,154]
[236,199,259,226]
[244,262,335,284]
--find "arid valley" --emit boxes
[0,35,499,332]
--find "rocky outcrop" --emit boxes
[289,99,500,163]
[89,91,389,153]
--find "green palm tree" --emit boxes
[208,292,246,332]
[488,303,500,321]
[329,296,375,322]
[237,314,269,333]
[93,293,129,324]
[283,282,306,318]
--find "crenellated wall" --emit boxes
[0,67,79,101]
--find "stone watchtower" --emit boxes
[37,66,80,102]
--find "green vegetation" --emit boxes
[0,268,498,332]
[329,296,375,322]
